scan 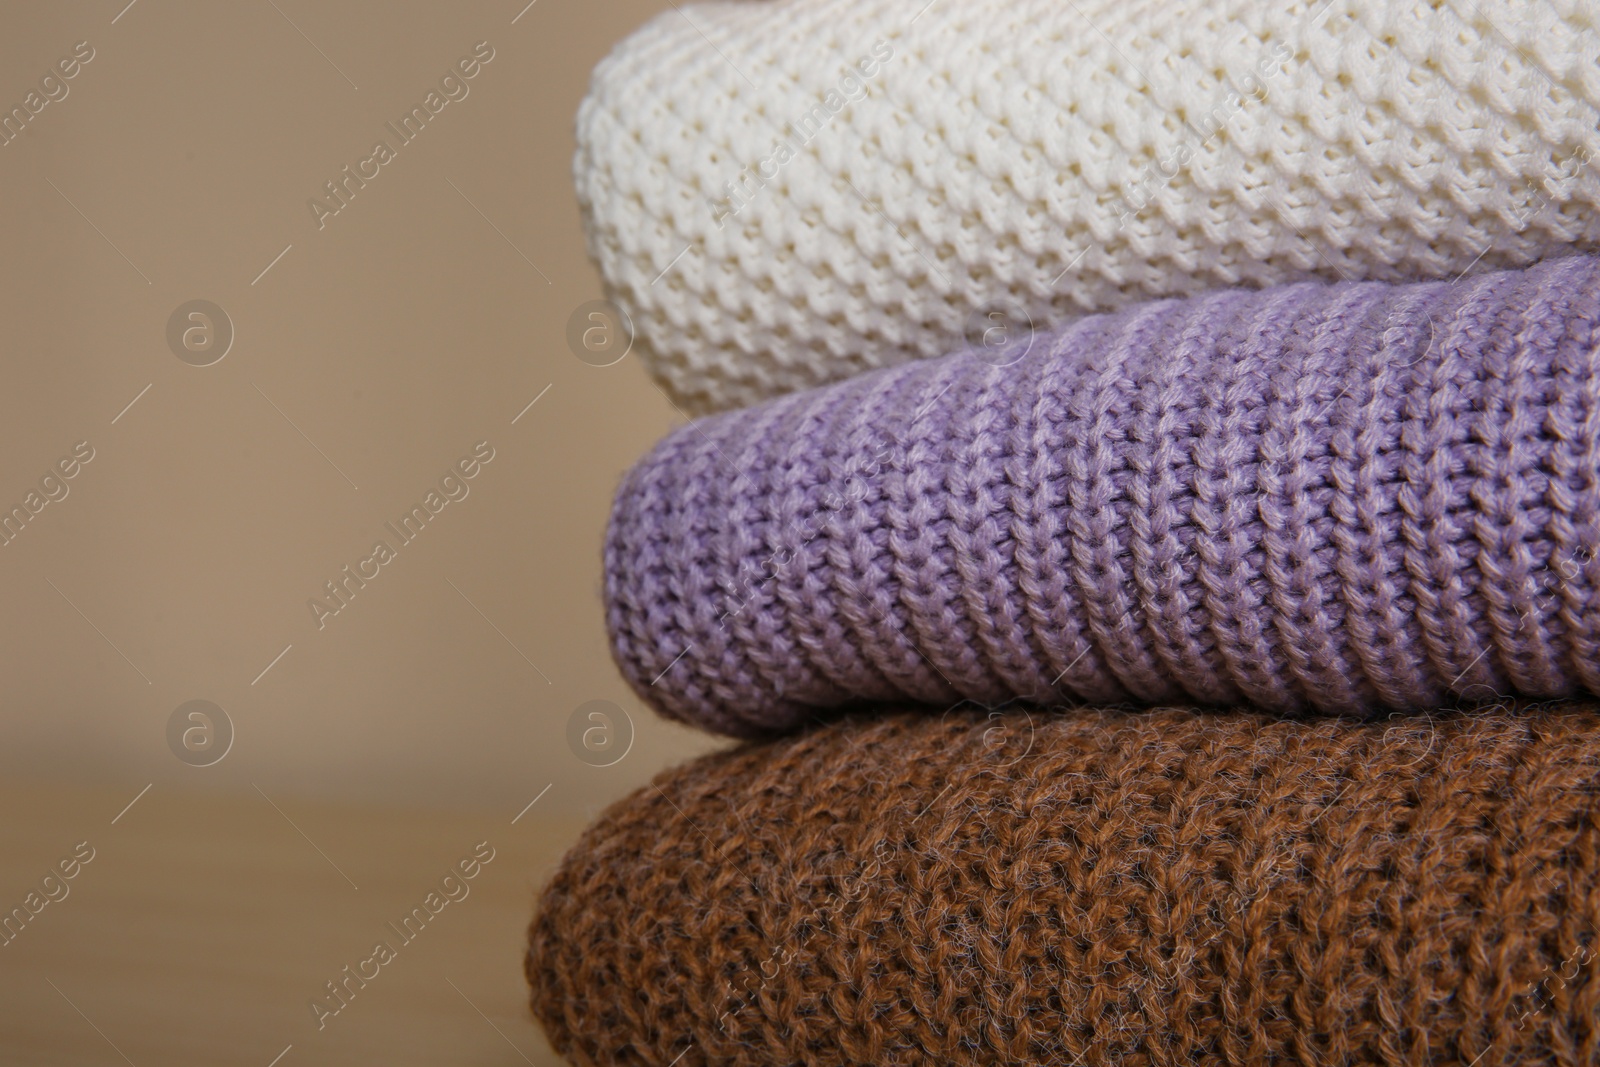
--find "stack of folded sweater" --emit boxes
[529,1,1600,1063]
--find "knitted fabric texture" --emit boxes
[607,256,1600,738]
[576,0,1600,414]
[527,703,1600,1066]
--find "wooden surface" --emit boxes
[0,779,588,1065]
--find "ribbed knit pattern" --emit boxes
[527,703,1600,1067]
[606,257,1600,738]
[577,0,1600,413]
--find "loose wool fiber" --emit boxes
[576,0,1600,412]
[527,704,1600,1067]
[606,257,1600,737]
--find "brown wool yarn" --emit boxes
[527,704,1600,1066]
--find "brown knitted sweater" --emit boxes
[527,704,1600,1066]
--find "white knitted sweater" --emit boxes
[576,0,1600,414]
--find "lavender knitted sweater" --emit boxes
[607,256,1600,738]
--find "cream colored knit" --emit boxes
[575,0,1600,413]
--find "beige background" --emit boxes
[0,0,713,817]
[0,1,718,1063]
